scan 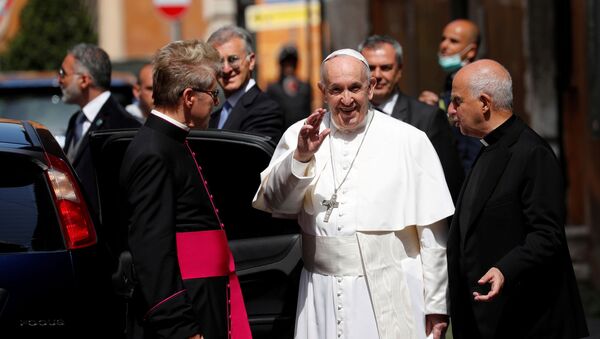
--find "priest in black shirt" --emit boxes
[446,59,588,339]
[120,40,251,339]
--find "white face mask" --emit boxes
[437,44,473,72]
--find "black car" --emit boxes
[0,119,119,338]
[0,117,301,338]
[90,128,301,339]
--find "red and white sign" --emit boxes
[153,0,191,20]
[0,0,14,38]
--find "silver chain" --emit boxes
[328,112,374,195]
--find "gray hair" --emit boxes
[69,43,112,90]
[207,25,254,55]
[357,35,404,66]
[152,39,221,108]
[469,64,513,111]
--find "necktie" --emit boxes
[73,111,87,144]
[218,101,232,129]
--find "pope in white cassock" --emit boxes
[252,49,455,339]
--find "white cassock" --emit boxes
[252,110,454,339]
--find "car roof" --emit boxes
[0,118,48,147]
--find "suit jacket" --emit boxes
[390,91,464,203]
[447,116,588,339]
[120,114,229,339]
[64,94,140,214]
[209,84,284,144]
[266,76,312,131]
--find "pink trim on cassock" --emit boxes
[176,230,252,339]
[144,289,187,320]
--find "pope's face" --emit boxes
[361,43,402,106]
[319,56,375,131]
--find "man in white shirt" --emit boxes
[253,49,454,339]
[59,43,140,214]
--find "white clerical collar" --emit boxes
[375,92,399,116]
[224,78,256,109]
[81,91,111,122]
[329,109,373,134]
[150,109,190,132]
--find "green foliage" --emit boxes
[0,0,97,71]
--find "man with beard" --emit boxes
[59,43,140,214]
[253,49,454,339]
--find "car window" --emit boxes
[0,154,64,252]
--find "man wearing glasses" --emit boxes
[59,43,140,215]
[207,25,284,144]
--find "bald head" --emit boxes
[448,59,513,137]
[440,19,480,63]
[457,59,513,112]
[447,20,479,45]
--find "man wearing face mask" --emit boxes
[419,19,482,173]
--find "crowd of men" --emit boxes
[58,20,588,339]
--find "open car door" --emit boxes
[90,129,300,339]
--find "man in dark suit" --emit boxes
[60,43,140,214]
[267,44,312,131]
[120,39,250,339]
[207,25,284,144]
[446,59,588,339]
[359,35,464,202]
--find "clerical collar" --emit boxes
[328,109,373,134]
[150,109,190,132]
[481,114,516,146]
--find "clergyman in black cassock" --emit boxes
[119,40,250,339]
[446,59,588,339]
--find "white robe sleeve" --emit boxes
[252,120,315,214]
[417,219,449,315]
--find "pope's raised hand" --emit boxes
[294,108,331,163]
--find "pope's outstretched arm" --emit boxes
[253,109,330,214]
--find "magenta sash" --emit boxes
[176,230,252,339]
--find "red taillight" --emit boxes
[44,154,97,249]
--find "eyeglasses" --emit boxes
[222,54,250,71]
[192,88,220,104]
[58,68,82,79]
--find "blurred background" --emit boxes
[1,0,599,329]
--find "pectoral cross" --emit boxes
[321,193,339,223]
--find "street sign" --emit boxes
[153,0,191,20]
[245,1,320,32]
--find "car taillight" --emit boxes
[44,154,97,249]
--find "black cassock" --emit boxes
[120,113,228,339]
[447,115,588,339]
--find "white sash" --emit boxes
[301,232,417,339]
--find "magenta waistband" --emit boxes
[176,230,230,279]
